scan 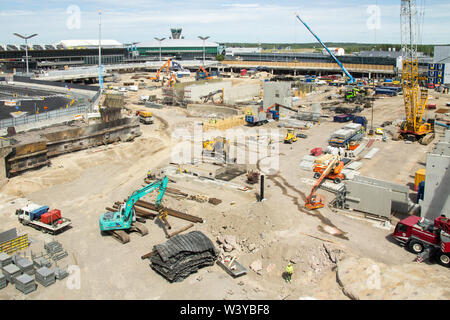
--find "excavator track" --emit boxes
[111,230,131,244]
[129,222,149,236]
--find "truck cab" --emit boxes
[393,215,450,267]
[16,203,48,221]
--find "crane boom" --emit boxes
[305,156,339,209]
[294,13,355,84]
[399,0,433,142]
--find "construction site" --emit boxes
[0,1,449,302]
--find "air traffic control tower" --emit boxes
[170,28,183,39]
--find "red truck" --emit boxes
[393,215,450,267]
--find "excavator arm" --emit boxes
[150,59,172,81]
[122,176,168,222]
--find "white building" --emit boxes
[322,47,345,56]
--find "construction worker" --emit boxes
[285,263,294,283]
[147,170,155,180]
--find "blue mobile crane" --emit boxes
[99,176,168,244]
[294,13,355,84]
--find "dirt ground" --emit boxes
[0,73,449,300]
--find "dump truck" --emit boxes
[393,215,450,267]
[16,203,72,235]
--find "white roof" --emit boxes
[57,40,122,48]
[137,39,219,48]
[21,203,42,213]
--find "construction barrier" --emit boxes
[203,115,245,131]
[0,234,30,255]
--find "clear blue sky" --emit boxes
[1,0,448,45]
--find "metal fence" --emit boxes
[0,104,93,129]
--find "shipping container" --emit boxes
[29,206,49,221]
[40,209,61,225]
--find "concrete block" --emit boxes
[347,161,363,170]
[15,274,37,294]
[0,252,12,267]
[299,161,315,171]
[2,264,21,284]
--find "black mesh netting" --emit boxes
[150,231,218,283]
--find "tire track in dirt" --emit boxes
[257,158,348,240]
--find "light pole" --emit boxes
[98,10,103,89]
[154,37,165,62]
[198,36,210,66]
[13,33,37,75]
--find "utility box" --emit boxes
[414,169,426,191]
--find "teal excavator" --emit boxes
[99,176,168,244]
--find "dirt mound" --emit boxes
[336,256,450,300]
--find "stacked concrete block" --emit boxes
[2,264,21,285]
[0,271,7,289]
[33,257,51,269]
[53,267,69,280]
[16,258,35,276]
[15,274,37,294]
[45,241,68,262]
[0,252,12,267]
[35,267,56,287]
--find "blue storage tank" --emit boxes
[30,206,49,221]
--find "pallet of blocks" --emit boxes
[35,266,56,287]
[16,257,35,275]
[0,271,6,289]
[2,264,21,285]
[15,274,37,294]
[0,252,12,267]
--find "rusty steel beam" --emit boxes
[141,251,154,260]
[167,223,194,239]
[135,200,204,223]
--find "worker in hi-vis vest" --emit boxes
[285,263,294,283]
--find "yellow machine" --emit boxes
[398,0,434,145]
[138,110,153,124]
[284,129,298,144]
[202,137,230,159]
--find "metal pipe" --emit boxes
[260,175,265,201]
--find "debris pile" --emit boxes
[150,231,218,283]
[246,171,260,184]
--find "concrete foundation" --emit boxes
[1,117,141,177]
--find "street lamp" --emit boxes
[98,10,103,89]
[198,36,210,66]
[13,33,37,75]
[154,37,165,62]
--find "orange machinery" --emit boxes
[149,59,172,81]
[305,155,342,210]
